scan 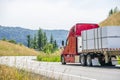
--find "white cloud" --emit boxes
[0,0,120,30]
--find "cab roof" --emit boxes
[67,23,99,38]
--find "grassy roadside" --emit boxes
[0,40,61,62]
[0,65,55,80]
[0,40,39,56]
[37,49,120,64]
[0,40,60,79]
[37,50,61,62]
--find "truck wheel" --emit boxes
[98,57,105,66]
[86,54,92,66]
[80,54,86,66]
[107,57,115,66]
[61,56,66,65]
[107,61,113,66]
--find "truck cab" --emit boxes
[61,23,99,64]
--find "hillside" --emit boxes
[0,26,68,47]
[99,12,120,26]
[0,40,39,56]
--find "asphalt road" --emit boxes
[0,56,120,80]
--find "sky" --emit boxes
[0,0,120,30]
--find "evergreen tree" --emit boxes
[26,28,58,53]
[27,35,31,48]
[109,9,113,16]
[50,34,53,44]
[114,6,119,13]
[30,38,34,48]
[108,7,119,17]
[53,40,58,49]
[37,28,43,50]
[33,34,37,49]
[37,29,44,50]
[43,32,47,47]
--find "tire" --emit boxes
[86,54,92,66]
[61,55,66,65]
[98,57,105,66]
[107,61,113,66]
[107,57,115,66]
[80,54,86,66]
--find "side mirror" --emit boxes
[62,40,64,46]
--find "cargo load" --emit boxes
[82,26,120,51]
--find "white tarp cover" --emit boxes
[82,26,120,50]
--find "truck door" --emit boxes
[77,37,82,53]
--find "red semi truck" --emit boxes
[61,23,120,66]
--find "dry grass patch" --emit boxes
[99,12,120,26]
[0,40,39,56]
[0,65,55,80]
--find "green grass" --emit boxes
[117,56,120,64]
[37,50,61,62]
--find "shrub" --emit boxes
[43,43,54,54]
[8,40,17,44]
[37,50,61,62]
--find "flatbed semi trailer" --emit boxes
[61,23,120,66]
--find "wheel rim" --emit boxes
[87,55,92,66]
[62,56,64,63]
[81,55,85,65]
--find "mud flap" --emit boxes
[111,57,118,65]
[92,58,101,66]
